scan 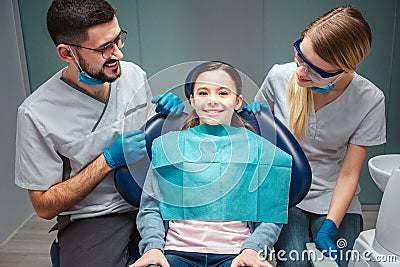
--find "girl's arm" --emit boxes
[242,222,283,256]
[136,168,167,255]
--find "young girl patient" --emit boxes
[131,61,291,267]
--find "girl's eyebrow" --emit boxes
[195,85,229,90]
[195,86,210,90]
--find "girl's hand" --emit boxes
[130,248,170,267]
[230,248,273,267]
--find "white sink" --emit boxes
[368,154,400,191]
[351,154,400,266]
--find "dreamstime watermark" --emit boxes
[258,238,398,263]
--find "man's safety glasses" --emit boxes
[293,38,344,82]
[65,30,127,59]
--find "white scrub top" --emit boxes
[255,63,386,215]
[15,61,154,221]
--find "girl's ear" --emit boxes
[235,94,243,111]
[56,44,75,63]
[189,94,194,106]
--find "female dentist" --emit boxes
[246,6,386,267]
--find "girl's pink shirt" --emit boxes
[164,220,251,254]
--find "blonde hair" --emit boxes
[287,74,313,140]
[288,6,372,140]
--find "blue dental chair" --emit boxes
[50,109,312,266]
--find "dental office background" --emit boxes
[1,0,399,245]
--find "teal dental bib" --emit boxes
[151,124,292,223]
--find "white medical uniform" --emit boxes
[15,61,154,221]
[255,62,386,215]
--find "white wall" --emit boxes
[0,0,33,244]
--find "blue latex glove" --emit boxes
[314,218,340,264]
[152,92,184,116]
[242,102,270,114]
[103,130,146,169]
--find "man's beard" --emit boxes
[76,52,122,83]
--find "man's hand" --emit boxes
[152,92,184,116]
[103,130,146,169]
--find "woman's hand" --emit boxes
[242,102,270,114]
[230,248,273,267]
[130,249,170,267]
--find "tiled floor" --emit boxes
[0,215,56,267]
[0,210,379,267]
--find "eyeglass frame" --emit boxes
[293,38,344,80]
[64,30,127,59]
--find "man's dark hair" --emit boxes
[47,0,117,45]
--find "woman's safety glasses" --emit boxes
[65,30,127,59]
[293,38,344,82]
